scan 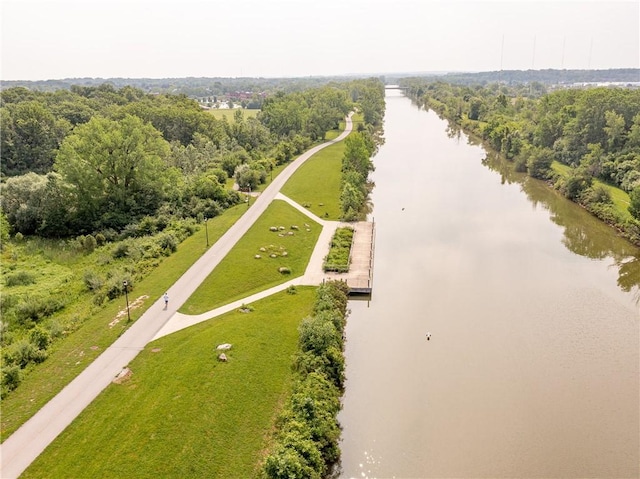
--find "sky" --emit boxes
[1,0,638,81]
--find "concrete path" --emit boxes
[0,116,353,479]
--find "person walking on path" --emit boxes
[163,292,169,309]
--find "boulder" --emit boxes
[218,353,228,362]
[216,343,232,350]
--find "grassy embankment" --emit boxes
[0,205,246,440]
[281,113,363,221]
[551,161,633,220]
[22,288,316,479]
[19,116,353,477]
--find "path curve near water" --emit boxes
[0,115,353,479]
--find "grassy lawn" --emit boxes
[281,141,346,221]
[551,161,632,220]
[181,200,320,315]
[0,204,247,440]
[207,108,259,122]
[22,288,316,479]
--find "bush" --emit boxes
[2,364,22,393]
[156,232,178,254]
[83,269,104,292]
[5,271,36,287]
[104,275,132,300]
[95,233,106,246]
[83,234,97,253]
[29,325,52,349]
[14,296,65,324]
[4,339,47,368]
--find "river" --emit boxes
[337,89,640,478]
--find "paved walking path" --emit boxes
[153,192,349,340]
[0,117,353,479]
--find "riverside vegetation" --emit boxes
[2,77,385,478]
[400,79,640,245]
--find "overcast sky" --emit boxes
[1,0,638,81]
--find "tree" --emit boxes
[527,147,554,179]
[629,186,640,220]
[55,115,172,230]
[604,110,626,151]
[1,101,69,176]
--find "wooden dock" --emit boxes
[326,221,375,295]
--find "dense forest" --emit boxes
[0,78,386,396]
[399,78,640,244]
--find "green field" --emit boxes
[181,200,320,315]
[207,108,259,122]
[22,288,315,479]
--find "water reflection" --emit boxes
[479,151,640,298]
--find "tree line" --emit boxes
[1,79,384,239]
[400,79,640,244]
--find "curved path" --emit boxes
[0,115,353,479]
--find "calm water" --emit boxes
[338,90,640,479]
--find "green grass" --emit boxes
[551,161,632,220]
[281,141,346,221]
[207,109,259,122]
[22,288,316,479]
[0,205,247,440]
[181,200,320,315]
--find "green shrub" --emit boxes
[1,364,22,393]
[156,232,178,254]
[83,234,97,253]
[14,296,65,324]
[5,271,36,287]
[29,325,52,350]
[95,233,106,246]
[4,339,47,368]
[83,270,104,292]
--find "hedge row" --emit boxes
[262,280,350,479]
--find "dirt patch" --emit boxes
[151,348,162,353]
[109,295,150,328]
[112,367,132,384]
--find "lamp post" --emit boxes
[123,280,131,322]
[247,186,251,208]
[204,217,209,247]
